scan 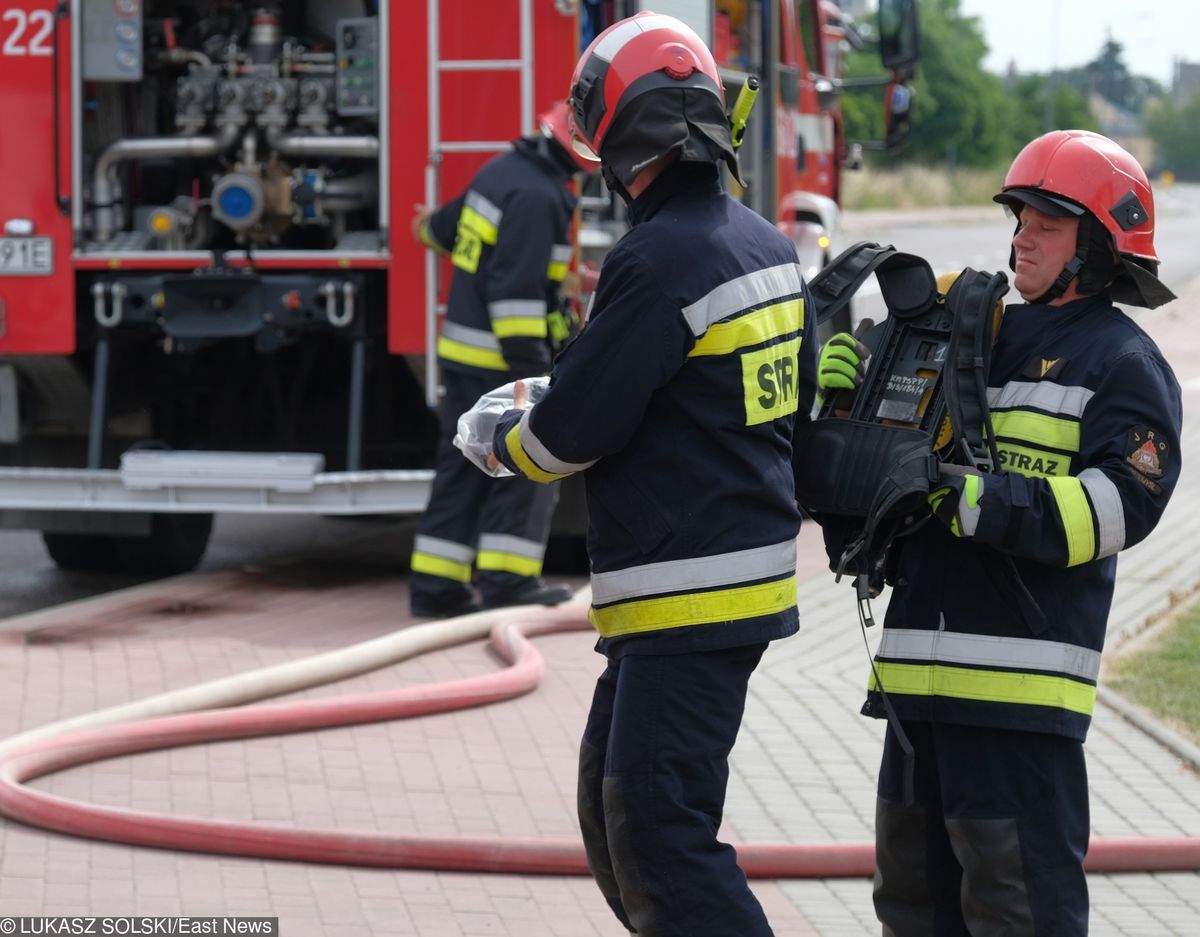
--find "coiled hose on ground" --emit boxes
[0,596,1197,877]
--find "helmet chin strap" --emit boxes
[601,162,632,205]
[1018,212,1091,305]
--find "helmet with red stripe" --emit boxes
[568,12,740,191]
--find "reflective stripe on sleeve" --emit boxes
[489,299,549,339]
[438,321,508,371]
[1078,467,1127,558]
[588,575,797,637]
[688,298,804,357]
[547,244,572,282]
[590,539,798,605]
[1047,475,1097,567]
[681,264,805,337]
[505,408,595,482]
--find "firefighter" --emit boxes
[490,13,816,936]
[408,101,594,618]
[823,130,1182,936]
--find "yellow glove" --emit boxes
[818,332,870,392]
[928,468,983,537]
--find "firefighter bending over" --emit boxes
[490,13,817,936]
[822,130,1182,937]
[408,102,594,618]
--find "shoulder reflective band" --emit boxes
[689,298,804,357]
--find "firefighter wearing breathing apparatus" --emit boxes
[408,102,594,618]
[490,13,815,936]
[822,130,1182,936]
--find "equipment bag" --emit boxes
[794,241,1010,581]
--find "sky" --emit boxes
[956,0,1199,88]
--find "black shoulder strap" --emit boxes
[809,241,897,327]
[941,269,1010,472]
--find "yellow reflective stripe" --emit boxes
[991,410,1079,453]
[458,206,498,244]
[1047,476,1096,567]
[995,443,1070,478]
[588,576,797,637]
[547,260,569,282]
[411,552,473,583]
[868,661,1096,715]
[476,551,543,577]
[437,335,508,371]
[503,424,570,483]
[493,317,549,339]
[688,299,805,357]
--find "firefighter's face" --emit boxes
[1012,205,1080,303]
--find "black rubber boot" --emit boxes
[483,580,574,609]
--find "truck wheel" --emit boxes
[42,532,125,573]
[113,513,214,576]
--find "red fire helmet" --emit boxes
[537,100,598,175]
[994,129,1159,263]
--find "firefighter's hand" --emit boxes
[485,381,531,471]
[818,332,870,391]
[928,466,984,538]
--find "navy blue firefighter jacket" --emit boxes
[494,161,817,655]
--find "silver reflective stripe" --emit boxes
[465,190,503,227]
[479,533,544,560]
[681,264,806,337]
[551,244,573,263]
[987,381,1093,418]
[1079,467,1126,558]
[592,13,689,61]
[875,628,1101,682]
[414,535,475,564]
[958,477,982,537]
[489,299,548,319]
[442,321,501,351]
[518,408,596,475]
[591,539,798,605]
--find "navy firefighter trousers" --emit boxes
[578,643,773,937]
[874,720,1090,937]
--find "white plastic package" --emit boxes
[453,376,550,477]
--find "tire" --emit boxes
[113,513,214,576]
[42,532,125,573]
[43,513,214,577]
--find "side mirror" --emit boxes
[883,81,913,150]
[877,0,920,71]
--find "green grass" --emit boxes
[1107,601,1200,745]
[842,165,1006,211]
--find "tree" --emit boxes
[1145,93,1200,178]
[842,0,1013,169]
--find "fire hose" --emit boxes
[0,596,1197,877]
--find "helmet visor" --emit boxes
[993,187,1084,219]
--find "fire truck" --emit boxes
[0,0,918,575]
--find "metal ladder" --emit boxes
[423,0,536,406]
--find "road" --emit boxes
[1,184,1198,620]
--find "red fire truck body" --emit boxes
[0,0,915,573]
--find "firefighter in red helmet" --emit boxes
[856,130,1183,935]
[491,12,817,936]
[407,100,593,618]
